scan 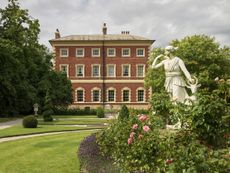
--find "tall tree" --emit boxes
[0,0,72,116]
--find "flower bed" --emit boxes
[78,133,121,173]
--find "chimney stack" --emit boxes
[121,31,130,34]
[55,29,60,39]
[102,23,107,35]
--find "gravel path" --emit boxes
[0,119,22,130]
[0,129,98,143]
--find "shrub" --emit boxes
[191,93,227,147]
[23,115,38,128]
[53,107,97,115]
[96,107,104,118]
[42,90,53,122]
[118,105,129,119]
[150,91,173,125]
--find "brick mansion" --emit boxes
[49,24,155,109]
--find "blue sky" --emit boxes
[0,0,229,49]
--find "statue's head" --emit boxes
[165,46,178,55]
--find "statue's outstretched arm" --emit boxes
[152,55,165,69]
[178,59,192,81]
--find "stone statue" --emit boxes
[152,46,195,103]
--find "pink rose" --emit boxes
[143,125,150,132]
[128,137,133,145]
[130,132,135,138]
[132,124,138,130]
[139,115,148,122]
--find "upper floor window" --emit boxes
[107,48,116,57]
[92,48,100,57]
[76,65,84,77]
[60,48,68,57]
[60,64,69,77]
[107,64,116,77]
[122,65,130,77]
[122,48,130,57]
[92,65,100,77]
[136,65,145,77]
[76,48,84,57]
[136,48,145,57]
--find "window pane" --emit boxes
[108,90,115,101]
[137,49,144,56]
[122,49,130,56]
[77,90,83,102]
[77,66,83,76]
[93,66,99,77]
[93,90,100,102]
[123,66,129,76]
[61,49,68,56]
[108,65,115,76]
[137,90,144,102]
[108,48,115,56]
[92,49,100,56]
[76,49,84,56]
[123,90,129,102]
[137,65,144,77]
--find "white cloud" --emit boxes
[0,0,229,49]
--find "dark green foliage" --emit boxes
[42,91,53,122]
[151,91,173,125]
[96,107,104,118]
[53,107,96,115]
[22,115,38,128]
[0,0,72,117]
[191,93,227,147]
[118,105,129,119]
[171,35,230,91]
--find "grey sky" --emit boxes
[0,0,229,49]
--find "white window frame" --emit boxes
[106,87,116,102]
[122,87,131,102]
[107,48,116,57]
[122,64,131,77]
[136,87,145,102]
[75,64,85,77]
[75,87,85,102]
[91,87,101,102]
[122,48,131,57]
[136,64,145,77]
[91,48,100,57]
[91,64,101,77]
[76,48,85,57]
[136,48,145,57]
[107,64,116,77]
[60,48,68,58]
[59,64,69,77]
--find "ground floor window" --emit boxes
[137,90,144,102]
[92,90,100,102]
[108,90,115,102]
[122,90,130,102]
[76,90,84,102]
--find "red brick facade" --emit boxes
[50,25,154,109]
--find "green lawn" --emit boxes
[0,125,103,138]
[0,130,94,173]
